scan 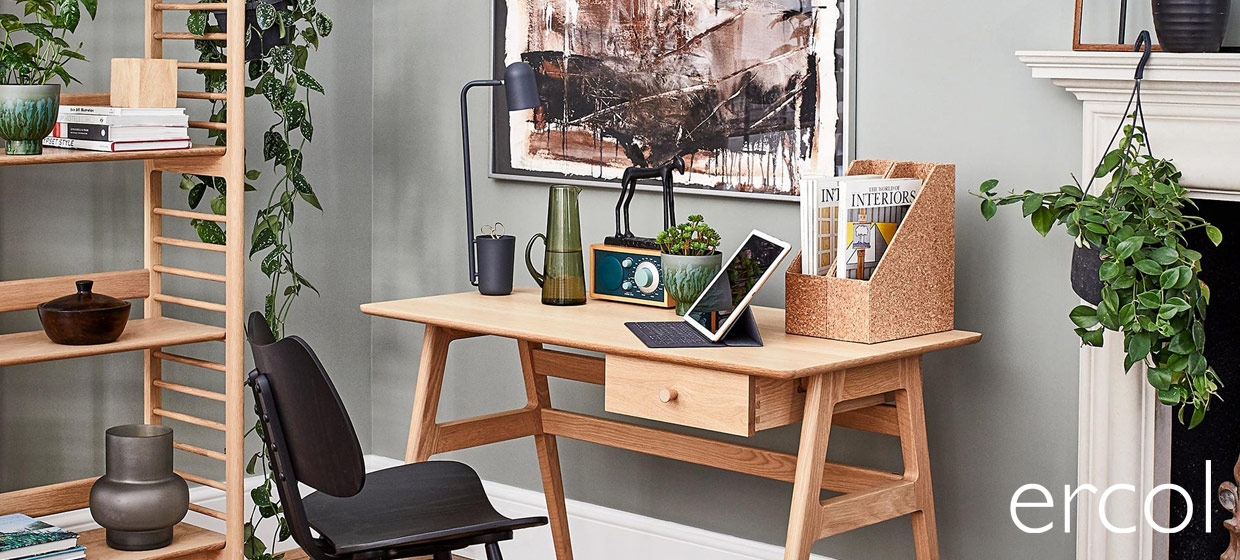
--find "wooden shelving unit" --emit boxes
[0,2,247,559]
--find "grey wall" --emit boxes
[0,0,374,488]
[371,1,1083,559]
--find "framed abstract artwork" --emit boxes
[491,0,854,201]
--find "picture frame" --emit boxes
[1074,0,1164,51]
[489,0,857,202]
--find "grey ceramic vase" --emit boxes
[0,84,60,156]
[90,425,189,551]
[661,253,724,316]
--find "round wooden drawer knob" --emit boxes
[659,388,678,403]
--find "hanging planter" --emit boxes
[972,32,1226,428]
[211,0,294,61]
[1152,0,1231,53]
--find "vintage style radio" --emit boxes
[589,244,673,308]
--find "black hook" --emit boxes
[1134,30,1153,81]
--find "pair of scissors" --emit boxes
[481,222,506,239]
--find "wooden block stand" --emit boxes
[786,160,957,344]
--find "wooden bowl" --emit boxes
[38,280,132,345]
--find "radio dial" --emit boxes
[622,257,635,268]
[634,262,660,294]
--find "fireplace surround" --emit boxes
[1019,50,1240,560]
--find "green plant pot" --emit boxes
[0,84,61,156]
[661,252,723,316]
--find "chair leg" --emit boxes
[485,542,503,560]
[432,552,452,560]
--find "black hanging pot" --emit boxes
[212,0,293,62]
[1071,245,1105,306]
[1152,0,1231,53]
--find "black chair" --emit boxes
[245,312,547,560]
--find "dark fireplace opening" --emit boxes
[1170,198,1240,559]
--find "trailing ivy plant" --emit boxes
[0,0,97,85]
[182,0,331,339]
[181,2,332,559]
[973,120,1223,428]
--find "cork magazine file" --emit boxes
[786,160,956,344]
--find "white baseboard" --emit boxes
[44,455,834,560]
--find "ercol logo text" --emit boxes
[1011,461,1215,534]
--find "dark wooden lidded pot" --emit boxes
[38,280,132,345]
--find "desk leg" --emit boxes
[784,372,845,560]
[519,341,574,560]
[405,325,455,463]
[897,358,940,560]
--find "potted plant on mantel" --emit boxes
[0,0,98,155]
[657,215,723,316]
[973,119,1224,428]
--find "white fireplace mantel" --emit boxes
[1018,50,1240,560]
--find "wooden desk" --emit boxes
[363,288,981,560]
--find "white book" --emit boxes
[58,113,191,127]
[835,178,924,281]
[59,105,186,116]
[43,136,192,153]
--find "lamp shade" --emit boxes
[503,62,541,111]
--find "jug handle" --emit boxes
[525,233,546,288]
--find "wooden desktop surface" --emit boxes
[362,288,981,380]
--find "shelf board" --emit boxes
[0,145,226,167]
[0,317,224,368]
[79,523,225,560]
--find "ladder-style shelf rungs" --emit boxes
[79,523,224,560]
[0,317,224,368]
[0,145,226,167]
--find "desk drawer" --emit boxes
[604,356,805,436]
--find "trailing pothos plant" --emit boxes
[181,2,332,559]
[973,120,1223,428]
[0,0,97,85]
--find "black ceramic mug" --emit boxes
[476,235,516,296]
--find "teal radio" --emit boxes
[588,244,674,308]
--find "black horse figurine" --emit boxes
[612,155,686,241]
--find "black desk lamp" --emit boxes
[461,62,541,294]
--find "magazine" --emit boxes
[834,178,924,281]
[0,515,78,560]
[799,175,879,276]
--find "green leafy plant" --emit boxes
[181,2,332,559]
[0,0,97,85]
[973,120,1223,428]
[656,215,721,256]
[182,0,331,341]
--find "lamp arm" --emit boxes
[461,79,503,286]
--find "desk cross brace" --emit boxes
[403,325,941,560]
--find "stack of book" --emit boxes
[44,105,191,153]
[0,515,83,560]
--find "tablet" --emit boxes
[683,230,792,342]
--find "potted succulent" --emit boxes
[973,120,1223,428]
[0,0,97,155]
[657,215,723,315]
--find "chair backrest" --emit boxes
[246,312,366,497]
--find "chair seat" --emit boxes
[303,461,548,555]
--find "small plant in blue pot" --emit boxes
[657,215,723,316]
[0,0,98,155]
